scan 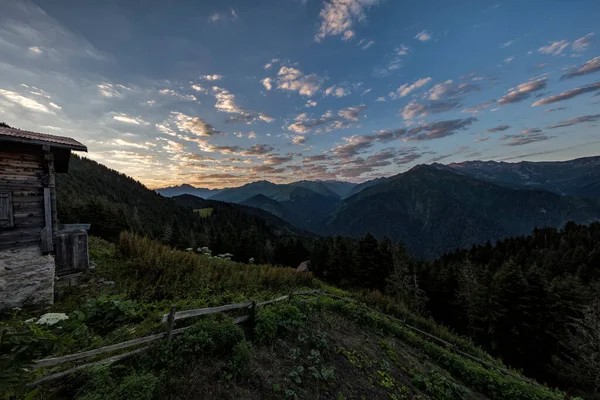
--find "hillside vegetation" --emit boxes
[0,234,572,400]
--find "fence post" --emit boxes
[249,301,257,339]
[166,305,176,341]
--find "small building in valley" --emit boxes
[0,126,87,309]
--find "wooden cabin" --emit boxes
[0,126,87,309]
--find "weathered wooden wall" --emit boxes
[0,142,56,251]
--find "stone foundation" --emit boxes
[0,246,55,310]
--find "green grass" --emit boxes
[193,207,213,218]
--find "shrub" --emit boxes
[74,295,141,334]
[412,369,470,400]
[255,304,306,343]
[0,322,60,398]
[227,340,254,380]
[76,366,159,400]
[180,318,245,358]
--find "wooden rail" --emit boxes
[30,289,321,386]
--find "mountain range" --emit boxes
[156,156,600,257]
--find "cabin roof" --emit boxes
[0,126,87,152]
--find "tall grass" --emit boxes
[117,232,313,301]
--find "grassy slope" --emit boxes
[0,235,570,400]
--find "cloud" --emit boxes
[212,86,243,114]
[400,99,462,120]
[427,80,479,100]
[415,30,431,41]
[305,100,317,107]
[0,88,55,114]
[275,66,323,96]
[361,88,372,96]
[314,0,381,42]
[113,138,153,150]
[292,135,307,145]
[498,78,547,105]
[486,124,510,133]
[112,113,147,125]
[500,132,552,146]
[264,58,279,70]
[325,85,349,97]
[287,105,366,133]
[403,117,477,141]
[162,140,185,154]
[532,81,600,106]
[546,113,600,129]
[97,83,132,98]
[170,112,222,137]
[28,46,43,54]
[159,88,197,102]
[357,39,375,49]
[390,77,432,99]
[303,154,330,163]
[572,33,594,52]
[202,74,223,81]
[521,128,542,134]
[248,131,257,139]
[261,77,273,91]
[561,56,600,79]
[338,104,367,121]
[538,40,570,56]
[375,96,386,102]
[462,100,494,114]
[500,40,515,48]
[474,137,489,143]
[191,84,208,94]
[504,56,514,64]
[544,107,568,112]
[263,155,293,165]
[241,144,274,156]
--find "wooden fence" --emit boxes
[29,289,320,387]
[30,288,531,387]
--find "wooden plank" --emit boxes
[162,301,253,323]
[10,190,43,197]
[29,346,150,388]
[42,187,52,252]
[0,227,41,238]
[0,181,44,189]
[14,217,45,228]
[257,295,289,307]
[292,289,322,295]
[13,210,44,218]
[34,332,167,369]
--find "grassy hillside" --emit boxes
[0,234,574,400]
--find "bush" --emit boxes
[255,304,306,343]
[76,366,159,400]
[181,318,245,357]
[0,322,61,398]
[74,295,141,334]
[227,340,254,380]
[412,369,470,400]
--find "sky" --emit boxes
[1,0,599,189]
